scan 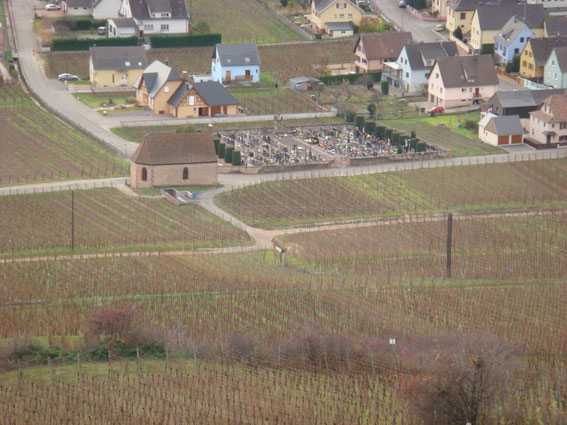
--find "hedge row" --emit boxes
[55,18,106,31]
[51,36,138,52]
[319,71,382,85]
[149,33,221,48]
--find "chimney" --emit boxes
[165,59,169,66]
[181,71,190,81]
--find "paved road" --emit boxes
[370,0,445,43]
[8,0,138,157]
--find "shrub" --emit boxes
[375,125,385,138]
[453,26,463,41]
[52,36,138,51]
[417,142,426,152]
[232,150,242,166]
[213,139,220,154]
[364,121,376,134]
[381,81,389,95]
[319,71,382,85]
[480,44,495,55]
[225,146,234,163]
[345,110,357,122]
[367,103,376,115]
[84,306,135,348]
[218,143,226,159]
[354,115,365,129]
[464,120,477,131]
[149,33,221,48]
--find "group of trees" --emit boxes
[280,0,311,10]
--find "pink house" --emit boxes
[528,94,567,145]
[353,32,413,72]
[428,55,499,109]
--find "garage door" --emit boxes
[211,106,222,115]
[498,135,509,145]
[511,134,522,144]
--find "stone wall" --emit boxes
[130,162,218,189]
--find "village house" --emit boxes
[488,88,566,120]
[107,17,138,37]
[167,81,239,118]
[428,55,498,109]
[353,32,413,73]
[309,0,364,36]
[431,0,451,19]
[544,47,567,89]
[134,60,183,114]
[445,0,484,37]
[62,0,122,18]
[61,0,93,16]
[478,113,524,146]
[544,17,567,38]
[520,37,567,81]
[211,43,261,85]
[493,16,535,65]
[89,46,147,87]
[119,0,189,35]
[382,41,458,94]
[130,133,218,189]
[469,3,544,53]
[528,94,567,146]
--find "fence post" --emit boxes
[446,212,453,278]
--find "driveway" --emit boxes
[9,0,138,157]
[369,0,445,43]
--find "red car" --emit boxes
[428,106,445,114]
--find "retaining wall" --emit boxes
[347,150,452,167]
[218,160,335,175]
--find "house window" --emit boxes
[560,122,567,129]
[520,37,524,42]
[144,24,153,30]
[336,2,346,8]
[436,73,439,78]
[142,168,148,181]
[460,12,465,19]
[405,72,409,78]
[161,24,169,30]
[182,167,189,180]
[461,88,466,92]
[514,48,519,54]
[348,13,352,17]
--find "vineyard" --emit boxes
[232,88,326,115]
[0,84,128,185]
[43,40,356,83]
[0,188,250,256]
[383,116,504,157]
[216,159,567,228]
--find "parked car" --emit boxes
[434,24,445,32]
[58,73,79,81]
[213,113,228,117]
[45,3,62,10]
[97,26,107,35]
[399,1,406,7]
[428,105,445,114]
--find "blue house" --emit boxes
[211,43,261,85]
[544,46,567,88]
[494,16,535,64]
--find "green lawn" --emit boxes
[74,92,136,109]
[382,112,506,157]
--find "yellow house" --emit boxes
[89,46,148,88]
[520,37,567,81]
[445,0,480,36]
[134,60,184,115]
[469,3,544,52]
[310,0,364,35]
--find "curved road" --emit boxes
[8,0,138,157]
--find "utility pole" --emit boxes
[446,213,453,278]
[71,191,75,251]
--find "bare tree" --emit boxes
[403,334,513,425]
[297,0,312,12]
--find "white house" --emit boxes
[119,0,189,35]
[382,42,458,95]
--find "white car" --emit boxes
[45,3,62,10]
[58,73,79,81]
